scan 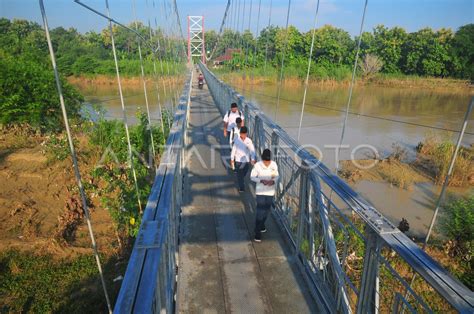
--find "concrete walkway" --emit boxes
[176,75,318,313]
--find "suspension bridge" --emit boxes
[35,0,474,313]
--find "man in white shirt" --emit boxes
[230,126,256,192]
[229,117,242,147]
[250,149,279,242]
[223,102,244,144]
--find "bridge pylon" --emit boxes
[187,15,205,64]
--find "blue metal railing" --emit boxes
[114,70,192,313]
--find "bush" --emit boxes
[440,195,474,260]
[0,52,83,132]
[416,134,473,187]
[439,195,474,289]
[88,112,171,238]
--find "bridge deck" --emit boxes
[176,75,318,313]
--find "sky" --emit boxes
[0,0,472,37]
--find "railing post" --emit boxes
[296,162,309,255]
[271,130,279,164]
[357,226,382,314]
[241,96,249,128]
[254,114,265,155]
[258,112,267,152]
[308,181,315,263]
[254,114,260,151]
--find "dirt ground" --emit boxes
[0,129,117,259]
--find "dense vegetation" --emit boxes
[205,24,474,80]
[0,18,185,77]
[0,18,184,131]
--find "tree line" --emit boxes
[0,18,185,77]
[205,24,474,80]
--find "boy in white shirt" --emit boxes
[223,102,244,142]
[230,126,256,192]
[229,117,242,147]
[250,149,279,242]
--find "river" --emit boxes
[75,79,181,125]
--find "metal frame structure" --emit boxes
[199,62,474,314]
[187,15,205,64]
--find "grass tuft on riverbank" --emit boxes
[214,66,472,92]
[415,134,474,187]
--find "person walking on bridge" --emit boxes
[223,102,244,145]
[250,149,279,242]
[229,117,242,148]
[230,126,255,192]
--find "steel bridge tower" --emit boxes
[187,16,205,64]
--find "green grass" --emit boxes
[0,250,125,313]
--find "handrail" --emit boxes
[200,62,474,313]
[113,69,193,313]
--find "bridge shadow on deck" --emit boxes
[176,79,319,313]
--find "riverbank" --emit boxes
[340,136,473,190]
[67,74,183,87]
[0,115,168,311]
[0,126,124,312]
[215,70,472,93]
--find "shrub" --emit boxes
[440,195,474,260]
[439,195,474,289]
[416,134,473,186]
[88,112,170,239]
[0,52,83,132]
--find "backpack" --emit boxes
[227,109,242,119]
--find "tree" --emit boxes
[257,26,278,64]
[451,24,474,80]
[0,52,83,131]
[372,25,407,73]
[275,25,304,62]
[204,30,218,57]
[401,28,453,77]
[311,25,354,65]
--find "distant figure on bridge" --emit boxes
[223,102,244,144]
[251,149,279,242]
[230,126,255,192]
[229,117,242,147]
[198,73,204,89]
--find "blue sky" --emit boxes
[1,0,472,36]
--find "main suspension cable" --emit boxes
[262,0,273,86]
[274,0,292,122]
[132,0,156,160]
[244,0,253,70]
[104,0,143,213]
[297,0,320,142]
[145,0,166,138]
[39,1,112,312]
[334,0,368,174]
[208,0,231,61]
[250,0,262,87]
